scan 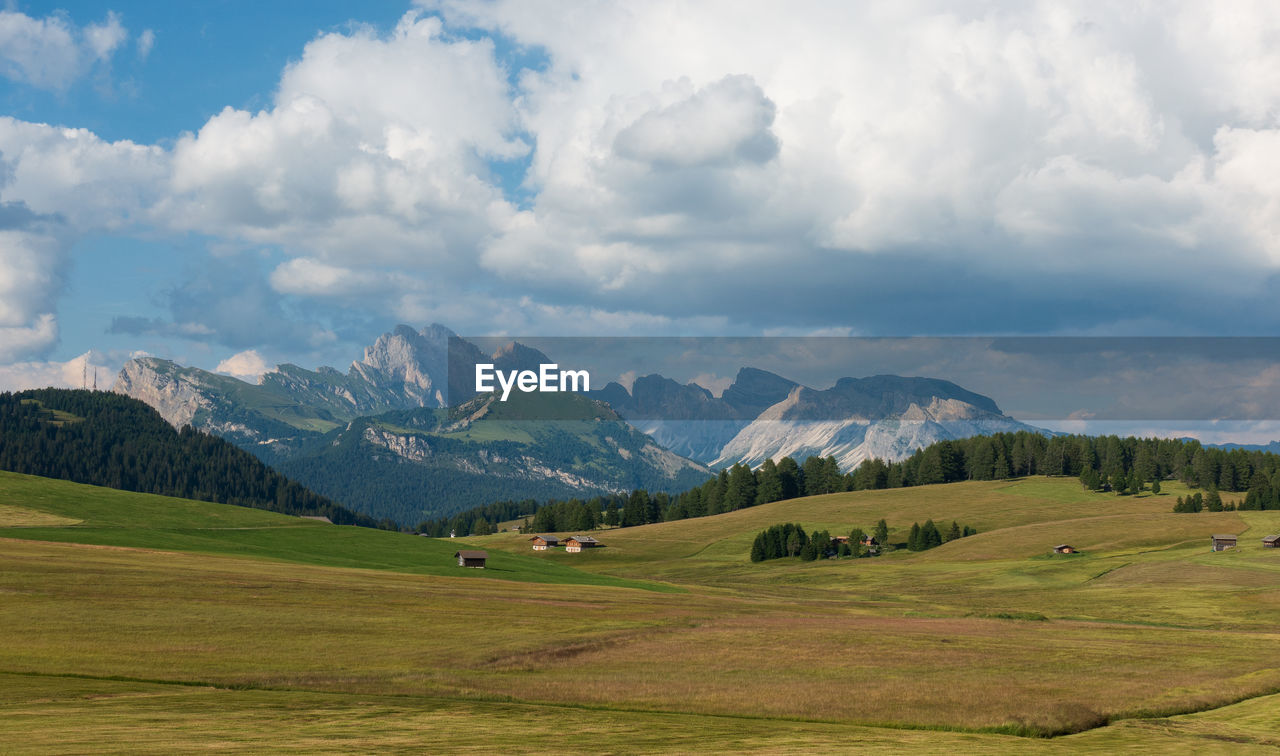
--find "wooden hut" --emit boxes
[1053,544,1076,554]
[564,536,600,553]
[1210,535,1237,552]
[454,550,488,568]
[1263,535,1279,549]
[530,535,560,550]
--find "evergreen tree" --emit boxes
[874,519,889,546]
[725,463,757,511]
[922,519,942,549]
[776,457,802,499]
[755,458,783,504]
[946,520,961,542]
[908,522,922,551]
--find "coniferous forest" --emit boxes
[0,389,383,528]
[432,430,1280,537]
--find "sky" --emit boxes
[3,1,1280,406]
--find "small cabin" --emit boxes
[831,535,850,545]
[1263,535,1279,549]
[1211,534,1237,552]
[860,535,879,547]
[530,535,560,551]
[1053,544,1076,554]
[455,550,488,568]
[564,536,600,553]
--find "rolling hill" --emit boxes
[3,470,1280,751]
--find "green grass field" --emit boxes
[2,471,1279,752]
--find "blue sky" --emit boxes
[3,1,1280,398]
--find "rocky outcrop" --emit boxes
[113,357,217,429]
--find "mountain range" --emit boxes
[115,323,1040,522]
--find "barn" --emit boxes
[530,535,560,550]
[455,550,488,568]
[1211,535,1237,552]
[564,536,600,553]
[1263,535,1279,549]
[1053,544,1076,554]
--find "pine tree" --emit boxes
[750,534,766,562]
[776,457,801,499]
[755,459,783,504]
[874,519,889,547]
[908,522,922,551]
[946,521,961,542]
[922,519,942,549]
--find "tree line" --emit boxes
[423,431,1280,537]
[0,390,383,528]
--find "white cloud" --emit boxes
[161,11,522,270]
[0,314,58,364]
[0,9,132,91]
[0,349,119,390]
[215,350,269,382]
[136,28,155,60]
[11,1,1280,367]
[84,11,127,62]
[0,117,167,230]
[613,75,779,167]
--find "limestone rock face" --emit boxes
[113,357,213,429]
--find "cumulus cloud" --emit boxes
[0,200,73,362]
[614,75,779,167]
[0,349,118,391]
[0,117,167,230]
[0,9,132,90]
[13,1,1280,372]
[160,10,522,270]
[215,350,269,382]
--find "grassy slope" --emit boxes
[3,472,1280,752]
[0,471,668,592]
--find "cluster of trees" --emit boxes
[749,518,977,562]
[905,519,975,551]
[1172,491,1235,513]
[749,523,861,562]
[0,390,382,528]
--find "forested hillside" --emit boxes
[431,430,1280,537]
[0,389,381,527]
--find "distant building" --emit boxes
[530,535,560,550]
[455,550,488,568]
[1053,544,1076,554]
[300,515,332,523]
[1211,534,1238,552]
[565,536,600,553]
[860,535,879,547]
[1263,535,1279,549]
[831,535,850,545]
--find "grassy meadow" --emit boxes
[2,470,1279,752]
